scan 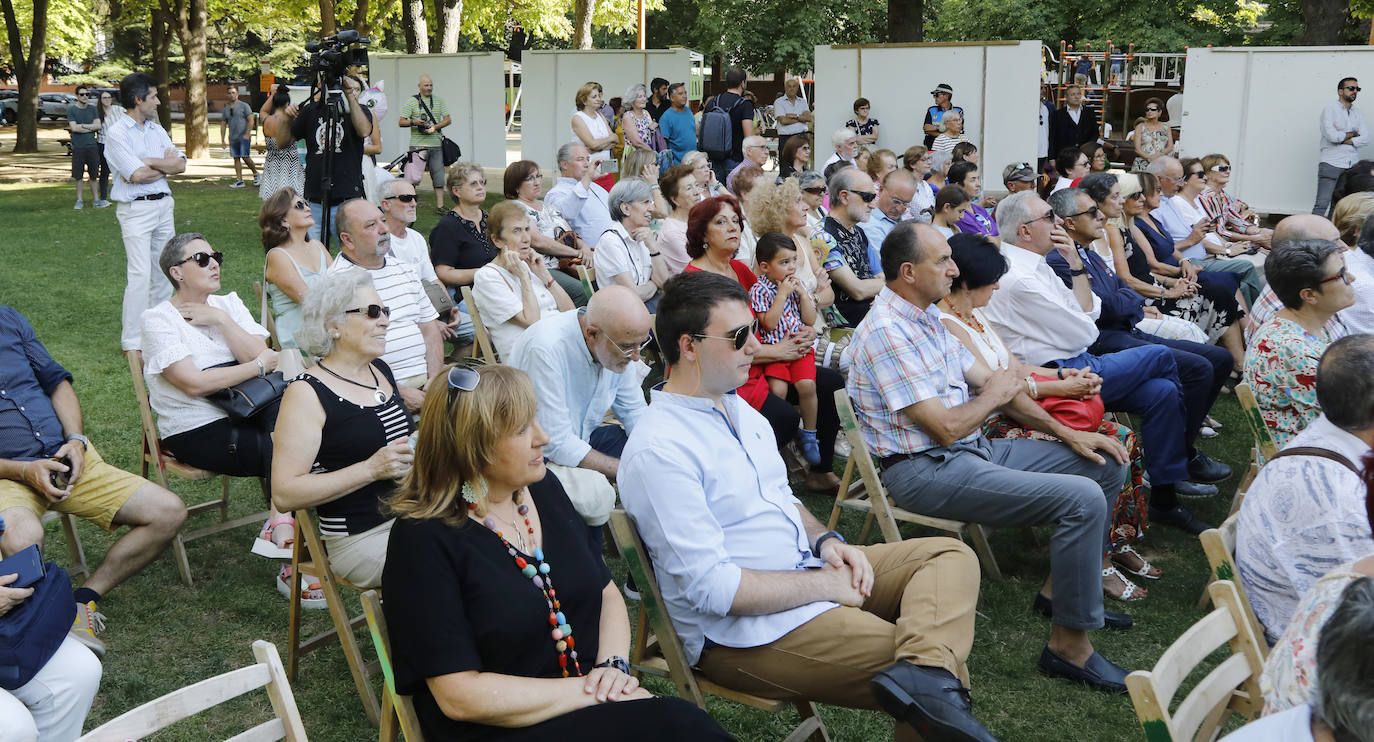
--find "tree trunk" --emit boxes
[153,0,174,130]
[887,0,923,43]
[436,0,461,52]
[1,0,50,152]
[175,0,209,159]
[403,0,428,54]
[319,0,337,37]
[572,0,594,49]
[351,0,368,35]
[1295,0,1348,44]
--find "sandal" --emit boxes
[277,565,326,610]
[1220,369,1242,394]
[1103,565,1147,602]
[1111,544,1163,580]
[251,514,296,559]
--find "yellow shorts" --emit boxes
[0,442,146,531]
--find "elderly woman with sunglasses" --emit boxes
[270,269,416,591]
[1198,153,1273,248]
[380,364,736,742]
[1131,98,1173,172]
[259,188,331,350]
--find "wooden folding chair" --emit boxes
[39,510,89,581]
[361,590,426,742]
[125,350,270,587]
[459,286,499,363]
[78,640,308,741]
[1195,514,1268,652]
[1233,382,1276,515]
[255,280,283,351]
[576,264,596,299]
[828,391,1005,579]
[609,509,829,742]
[287,509,382,726]
[1126,580,1265,742]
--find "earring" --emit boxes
[462,478,485,508]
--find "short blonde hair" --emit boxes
[387,364,539,526]
[681,150,709,170]
[446,161,484,193]
[486,200,529,246]
[575,82,601,110]
[1334,192,1374,245]
[747,177,804,235]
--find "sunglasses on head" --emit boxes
[175,251,224,268]
[694,320,757,350]
[1012,162,1032,171]
[386,193,418,203]
[847,189,878,204]
[345,304,391,319]
[446,365,481,394]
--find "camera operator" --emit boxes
[287,73,374,243]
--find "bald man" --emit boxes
[1244,214,1351,344]
[508,286,652,527]
[397,74,452,213]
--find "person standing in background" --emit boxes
[67,86,104,209]
[398,74,452,215]
[219,84,258,189]
[773,78,812,162]
[1315,77,1368,217]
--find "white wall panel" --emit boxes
[368,52,506,170]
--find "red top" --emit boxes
[683,259,758,290]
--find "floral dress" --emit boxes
[1132,125,1170,171]
[1242,316,1333,448]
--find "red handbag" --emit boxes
[1031,373,1105,431]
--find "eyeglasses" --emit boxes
[1066,205,1101,219]
[292,199,310,211]
[525,173,544,182]
[1320,266,1353,285]
[1209,165,1231,173]
[889,194,912,208]
[846,189,878,204]
[1075,159,1090,169]
[1012,162,1032,171]
[1026,210,1057,227]
[694,320,757,350]
[345,304,391,319]
[1343,86,1362,92]
[466,179,487,188]
[607,334,653,359]
[385,193,418,203]
[175,251,224,268]
[802,186,825,195]
[446,365,481,394]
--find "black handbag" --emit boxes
[0,562,74,690]
[415,94,461,166]
[205,361,288,420]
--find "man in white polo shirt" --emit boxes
[327,199,443,411]
[103,72,185,351]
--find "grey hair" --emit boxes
[1318,335,1374,432]
[1079,172,1118,204]
[556,141,585,169]
[995,191,1042,240]
[1266,238,1345,309]
[827,166,866,204]
[796,170,824,191]
[1314,577,1374,742]
[681,150,710,170]
[1048,187,1089,219]
[929,150,953,176]
[667,82,686,97]
[624,83,647,103]
[608,177,654,222]
[295,269,375,359]
[334,197,368,239]
[831,127,857,150]
[377,176,413,202]
[160,233,209,289]
[1145,156,1176,176]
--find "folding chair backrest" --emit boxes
[255,280,282,351]
[1126,581,1265,742]
[576,264,596,299]
[833,390,905,543]
[1199,514,1267,651]
[78,640,308,742]
[125,350,166,483]
[460,285,498,363]
[1234,382,1278,463]
[361,590,426,742]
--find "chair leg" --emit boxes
[287,531,304,682]
[826,458,855,530]
[966,524,1003,580]
[318,563,382,726]
[1197,583,1213,611]
[219,475,232,522]
[172,533,193,587]
[788,700,829,742]
[630,609,650,677]
[60,513,89,582]
[857,512,876,544]
[380,691,399,742]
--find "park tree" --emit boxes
[2,0,95,151]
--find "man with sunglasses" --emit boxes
[1315,77,1369,217]
[67,85,103,210]
[508,286,650,530]
[621,270,1000,742]
[813,168,883,326]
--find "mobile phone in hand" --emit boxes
[49,455,72,489]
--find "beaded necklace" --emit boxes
[472,493,582,677]
[939,296,987,335]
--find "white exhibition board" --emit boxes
[813,41,1041,192]
[368,52,507,170]
[1182,46,1374,215]
[520,49,696,170]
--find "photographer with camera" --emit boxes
[287,71,374,244]
[398,74,451,215]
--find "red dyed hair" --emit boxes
[686,194,743,259]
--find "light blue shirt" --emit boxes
[619,388,832,664]
[658,107,697,165]
[1150,198,1204,261]
[508,309,645,467]
[857,210,899,275]
[545,176,613,247]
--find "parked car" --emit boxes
[38,92,79,120]
[0,90,17,125]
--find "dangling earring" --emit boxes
[462,478,485,511]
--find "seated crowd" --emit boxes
[7,68,1374,742]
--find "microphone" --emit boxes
[334,29,359,44]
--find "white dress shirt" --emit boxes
[1318,101,1369,169]
[773,95,811,136]
[1164,194,1226,260]
[102,115,183,203]
[1339,248,1374,334]
[619,388,832,664]
[545,176,613,248]
[982,241,1101,366]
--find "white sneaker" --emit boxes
[1199,425,1218,439]
[252,175,260,185]
[73,201,83,210]
[93,199,111,208]
[230,180,245,188]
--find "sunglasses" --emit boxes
[1181,171,1205,181]
[1012,162,1032,171]
[345,304,391,319]
[175,251,224,268]
[694,320,757,350]
[802,186,826,195]
[846,189,878,204]
[1127,191,1147,200]
[1209,165,1231,173]
[1344,86,1362,92]
[1145,106,1160,112]
[1027,210,1057,226]
[385,193,418,203]
[1066,205,1101,219]
[446,365,481,394]
[292,199,310,211]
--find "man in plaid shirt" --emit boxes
[846,221,1136,695]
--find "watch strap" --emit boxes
[594,655,630,674]
[65,434,89,451]
[813,530,846,555]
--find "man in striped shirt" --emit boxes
[327,199,443,411]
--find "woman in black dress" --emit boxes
[382,364,735,742]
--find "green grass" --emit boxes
[0,180,1255,741]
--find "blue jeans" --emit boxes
[588,424,629,460]
[307,201,340,242]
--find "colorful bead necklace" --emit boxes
[473,494,582,677]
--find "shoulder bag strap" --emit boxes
[414,94,436,122]
[1270,446,1362,475]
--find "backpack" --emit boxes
[700,93,742,160]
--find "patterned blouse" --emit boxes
[845,117,879,138]
[1242,316,1333,448]
[1260,564,1366,715]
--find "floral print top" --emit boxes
[1260,563,1365,715]
[1242,316,1333,448]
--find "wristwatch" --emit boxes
[594,656,630,674]
[1069,266,1088,276]
[65,434,89,451]
[814,529,846,555]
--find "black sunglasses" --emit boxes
[802,186,825,195]
[1145,106,1160,112]
[694,320,758,350]
[1344,86,1362,92]
[386,193,418,203]
[175,251,223,268]
[345,304,391,319]
[1210,165,1231,173]
[846,189,878,204]
[292,199,309,211]
[1066,205,1101,219]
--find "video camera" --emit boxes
[305,29,370,88]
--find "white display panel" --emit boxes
[368,52,507,170]
[1182,46,1374,215]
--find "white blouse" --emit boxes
[471,260,560,360]
[594,222,653,292]
[573,110,612,165]
[141,292,270,438]
[939,305,1010,370]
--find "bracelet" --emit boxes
[594,656,631,675]
[813,530,846,555]
[1057,367,1065,380]
[544,278,555,287]
[1024,376,1039,399]
[649,252,661,257]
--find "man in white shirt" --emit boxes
[1314,77,1369,217]
[772,78,812,161]
[1236,335,1374,644]
[103,72,186,351]
[544,142,613,247]
[377,176,470,348]
[620,270,997,742]
[327,199,442,411]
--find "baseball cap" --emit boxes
[931,83,954,96]
[1002,162,1036,183]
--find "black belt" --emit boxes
[131,192,169,202]
[879,453,917,471]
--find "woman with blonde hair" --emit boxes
[681,150,724,198]
[471,201,574,359]
[571,82,617,192]
[381,364,736,742]
[1198,152,1273,247]
[1333,191,1374,246]
[864,148,898,192]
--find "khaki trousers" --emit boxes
[695,536,979,710]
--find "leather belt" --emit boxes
[131,192,169,202]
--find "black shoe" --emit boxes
[870,663,1000,742]
[1032,593,1133,630]
[1175,480,1219,498]
[1188,451,1232,483]
[1037,647,1129,694]
[1149,503,1212,536]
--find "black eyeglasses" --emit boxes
[385,193,418,203]
[292,199,310,211]
[175,251,223,268]
[802,186,825,195]
[1066,205,1101,219]
[1344,86,1362,92]
[1184,171,1205,180]
[446,365,481,394]
[846,189,878,204]
[694,320,757,350]
[345,304,391,319]
[1210,165,1231,173]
